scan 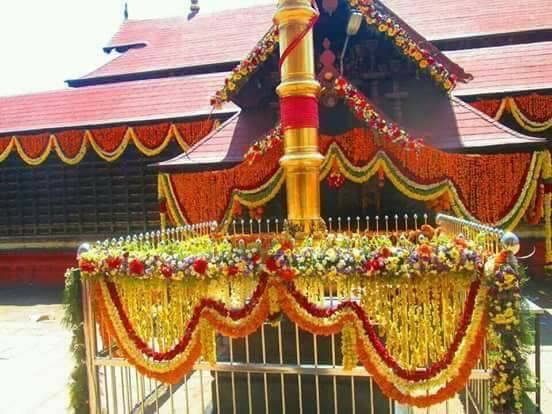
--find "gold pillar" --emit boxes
[275,0,324,231]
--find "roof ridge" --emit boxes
[112,2,275,25]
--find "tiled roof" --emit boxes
[160,97,545,168]
[0,73,236,134]
[381,0,552,40]
[74,1,552,83]
[403,96,546,150]
[446,42,552,96]
[159,110,275,167]
[78,4,275,81]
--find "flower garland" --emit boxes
[327,160,345,188]
[242,76,422,164]
[0,119,214,166]
[487,253,527,413]
[243,125,283,164]
[543,151,552,274]
[211,26,279,107]
[79,230,484,283]
[62,269,89,414]
[348,0,459,91]
[210,0,461,107]
[160,132,546,231]
[470,95,552,133]
[83,226,490,408]
[334,76,424,150]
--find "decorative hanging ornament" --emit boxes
[327,161,345,188]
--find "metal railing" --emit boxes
[80,214,543,414]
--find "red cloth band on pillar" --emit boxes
[280,96,319,129]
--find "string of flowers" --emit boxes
[335,76,424,150]
[79,230,483,283]
[62,269,89,414]
[242,76,423,165]
[470,95,552,132]
[487,252,529,413]
[348,0,460,91]
[0,119,214,165]
[243,124,283,164]
[76,227,532,412]
[210,26,279,108]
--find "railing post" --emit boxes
[82,277,99,414]
[78,241,100,414]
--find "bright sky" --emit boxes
[0,0,269,97]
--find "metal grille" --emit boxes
[0,143,182,239]
[83,283,492,414]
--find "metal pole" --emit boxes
[275,0,324,233]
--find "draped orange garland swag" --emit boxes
[159,129,545,229]
[0,119,215,165]
[470,95,552,132]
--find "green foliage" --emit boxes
[62,269,89,414]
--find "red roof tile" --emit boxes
[160,110,275,167]
[403,97,546,149]
[161,97,545,168]
[381,0,552,40]
[76,1,551,82]
[0,73,237,135]
[79,4,275,81]
[446,42,552,96]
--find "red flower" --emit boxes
[106,256,122,270]
[418,244,433,258]
[265,257,279,272]
[278,268,295,281]
[364,261,373,272]
[281,240,294,251]
[79,259,95,273]
[252,253,261,264]
[129,259,145,276]
[454,237,468,248]
[227,265,239,277]
[370,259,382,271]
[193,258,209,274]
[160,264,173,279]
[380,247,392,258]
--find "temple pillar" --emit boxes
[275,0,324,231]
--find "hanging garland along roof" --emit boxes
[159,128,546,229]
[210,26,279,108]
[211,1,462,107]
[349,0,460,91]
[243,76,423,163]
[0,119,215,165]
[469,94,552,133]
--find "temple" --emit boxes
[0,0,550,286]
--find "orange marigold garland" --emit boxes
[0,119,214,166]
[470,95,552,132]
